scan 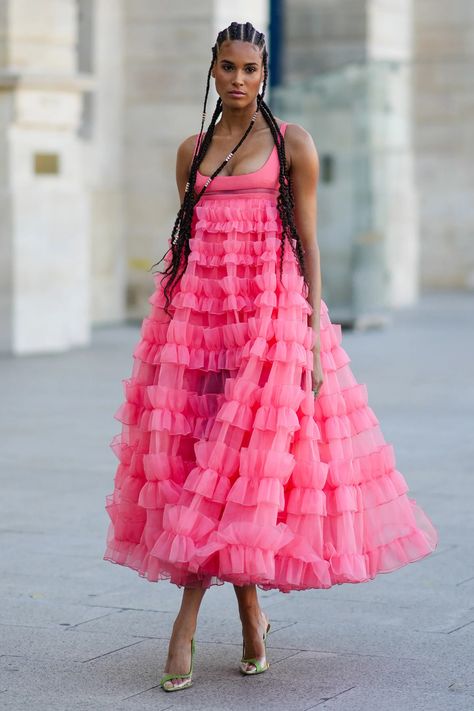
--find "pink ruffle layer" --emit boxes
[103,195,439,592]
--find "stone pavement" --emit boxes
[1,290,473,711]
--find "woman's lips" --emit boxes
[229,91,246,97]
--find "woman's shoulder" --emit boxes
[281,120,316,148]
[280,121,318,171]
[176,133,202,175]
[178,132,201,152]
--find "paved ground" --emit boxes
[1,290,473,711]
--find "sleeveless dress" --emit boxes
[103,121,438,592]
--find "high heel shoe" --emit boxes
[159,637,195,692]
[239,613,271,675]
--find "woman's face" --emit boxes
[211,40,264,109]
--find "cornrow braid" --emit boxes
[151,21,310,316]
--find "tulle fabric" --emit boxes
[103,126,439,592]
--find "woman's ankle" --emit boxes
[171,617,196,640]
[239,604,266,628]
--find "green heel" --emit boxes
[160,637,195,692]
[239,615,271,675]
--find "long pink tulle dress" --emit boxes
[103,121,439,592]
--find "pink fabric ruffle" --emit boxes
[103,193,439,592]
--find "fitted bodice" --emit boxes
[194,121,288,196]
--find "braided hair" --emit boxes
[151,21,310,317]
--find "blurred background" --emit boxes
[0,0,473,355]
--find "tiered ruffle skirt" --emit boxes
[103,196,439,592]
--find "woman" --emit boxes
[103,21,439,692]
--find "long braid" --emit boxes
[164,97,224,299]
[191,44,218,180]
[151,21,310,316]
[258,97,309,292]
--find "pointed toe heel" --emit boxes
[239,617,271,675]
[160,637,196,692]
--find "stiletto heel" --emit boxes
[160,637,195,691]
[239,614,271,675]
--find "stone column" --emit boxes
[367,0,419,306]
[79,0,126,324]
[0,0,92,354]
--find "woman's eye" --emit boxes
[222,65,256,73]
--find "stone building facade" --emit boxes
[285,0,474,294]
[0,0,471,354]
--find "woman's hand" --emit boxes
[311,348,324,398]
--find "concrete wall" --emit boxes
[285,0,412,75]
[412,0,474,289]
[367,0,419,306]
[283,0,419,309]
[285,0,474,294]
[284,0,368,78]
[79,0,127,325]
[0,89,13,353]
[0,0,91,354]
[368,0,413,61]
